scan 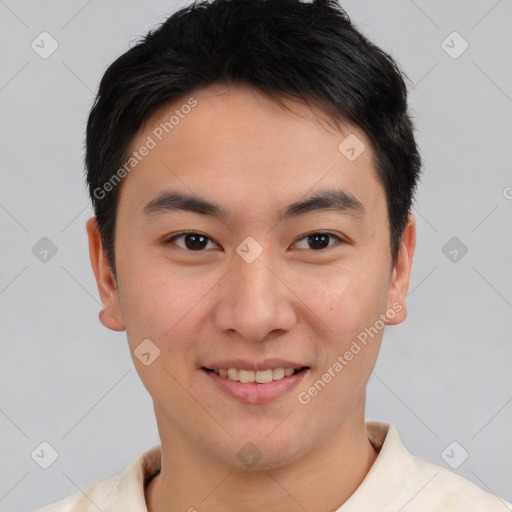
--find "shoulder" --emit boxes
[31,473,120,512]
[30,444,161,512]
[410,454,512,511]
[362,422,511,512]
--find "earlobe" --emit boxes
[386,214,416,325]
[99,308,125,332]
[85,217,125,332]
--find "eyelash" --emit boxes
[163,231,345,251]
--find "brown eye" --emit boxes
[165,232,217,251]
[294,232,343,250]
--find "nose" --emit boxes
[213,250,298,342]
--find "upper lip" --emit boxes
[202,359,309,371]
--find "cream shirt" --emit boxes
[34,422,512,512]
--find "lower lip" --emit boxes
[201,368,310,404]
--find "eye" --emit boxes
[164,232,218,251]
[164,231,345,252]
[293,232,344,250]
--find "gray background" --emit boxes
[0,0,511,510]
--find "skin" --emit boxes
[86,83,416,512]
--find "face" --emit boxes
[87,83,415,470]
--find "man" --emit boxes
[35,0,512,510]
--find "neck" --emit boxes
[145,405,379,512]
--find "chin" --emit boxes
[221,434,310,472]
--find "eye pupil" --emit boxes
[308,233,330,250]
[185,234,208,250]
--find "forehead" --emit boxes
[120,83,385,224]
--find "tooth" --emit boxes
[238,369,255,383]
[213,369,220,375]
[255,369,273,383]
[272,368,285,380]
[222,367,300,382]
[227,368,239,381]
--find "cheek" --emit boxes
[117,271,207,402]
[298,263,388,340]
[319,265,389,391]
[118,264,204,350]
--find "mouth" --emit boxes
[200,365,310,404]
[201,366,309,383]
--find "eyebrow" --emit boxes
[142,188,365,222]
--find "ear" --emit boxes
[386,213,416,325]
[86,217,125,332]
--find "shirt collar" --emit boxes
[339,421,424,510]
[110,442,161,512]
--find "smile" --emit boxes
[201,366,310,404]
[203,367,307,383]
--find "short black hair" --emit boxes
[85,0,422,280]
